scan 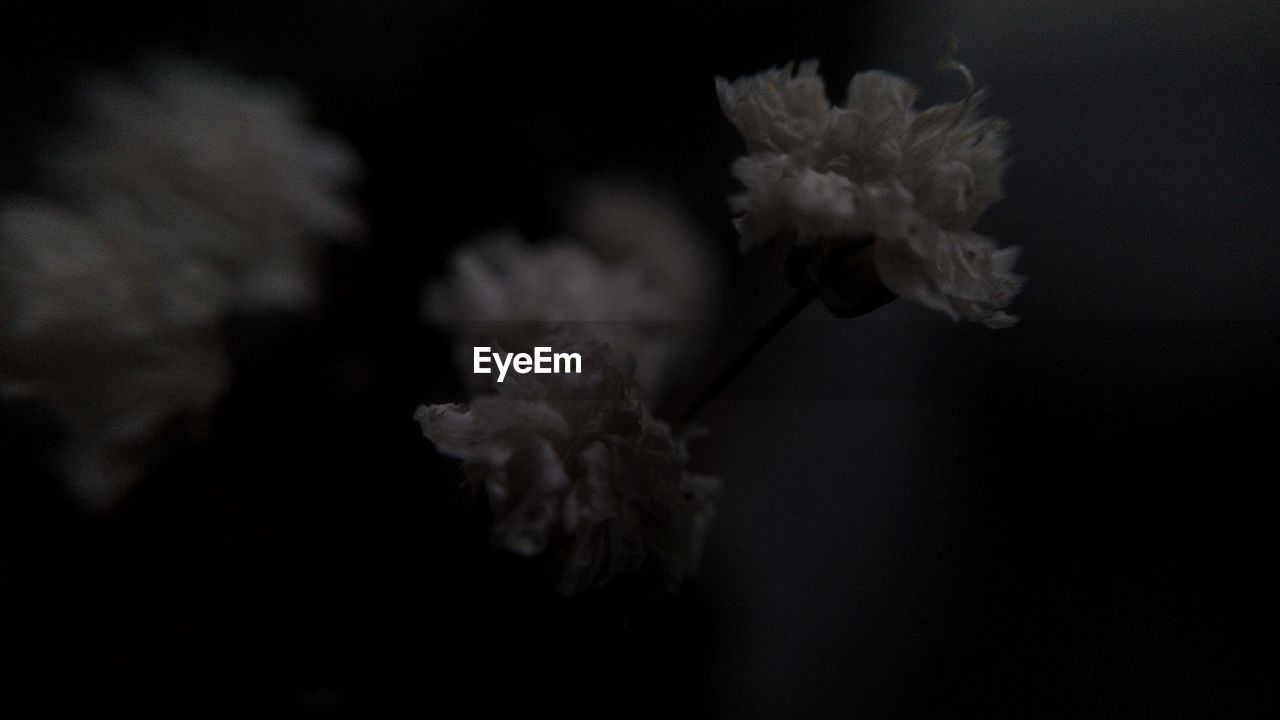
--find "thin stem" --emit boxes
[680,287,816,424]
[938,32,975,134]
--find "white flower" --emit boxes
[428,182,715,395]
[0,199,230,511]
[1,57,362,511]
[416,336,718,595]
[728,153,862,251]
[426,232,676,326]
[45,58,362,310]
[717,60,1023,327]
[715,60,830,156]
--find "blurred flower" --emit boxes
[717,60,1023,327]
[427,183,715,395]
[417,336,718,595]
[426,232,675,389]
[45,58,362,310]
[0,199,231,511]
[0,57,362,512]
[567,180,717,322]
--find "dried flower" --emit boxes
[0,58,362,511]
[416,336,718,595]
[717,58,1024,327]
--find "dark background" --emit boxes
[2,0,1277,716]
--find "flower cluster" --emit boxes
[717,60,1023,326]
[422,184,720,594]
[417,337,718,595]
[0,58,361,511]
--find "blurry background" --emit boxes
[2,0,1277,715]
